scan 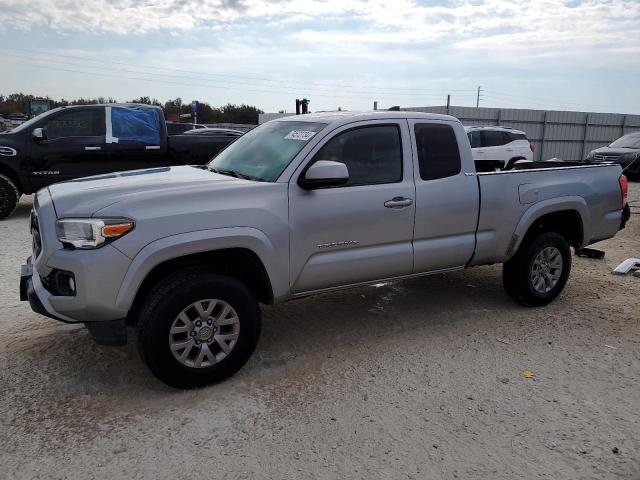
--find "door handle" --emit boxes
[384,197,413,208]
[506,148,513,152]
[85,146,102,151]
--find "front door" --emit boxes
[289,121,415,293]
[26,107,106,190]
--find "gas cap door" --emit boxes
[518,183,539,204]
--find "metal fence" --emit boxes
[402,106,640,161]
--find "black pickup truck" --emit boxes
[0,104,242,219]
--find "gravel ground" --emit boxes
[1,184,639,480]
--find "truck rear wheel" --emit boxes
[137,269,261,388]
[0,174,19,220]
[503,231,571,307]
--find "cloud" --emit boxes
[1,0,638,61]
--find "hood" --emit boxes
[47,165,247,217]
[589,146,640,158]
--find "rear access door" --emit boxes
[103,106,167,171]
[408,120,479,273]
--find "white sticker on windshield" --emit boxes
[285,130,317,141]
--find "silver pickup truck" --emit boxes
[20,111,629,388]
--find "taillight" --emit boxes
[530,143,535,153]
[619,174,628,208]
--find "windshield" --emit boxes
[208,121,327,182]
[9,108,61,133]
[609,134,640,149]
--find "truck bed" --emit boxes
[470,163,624,266]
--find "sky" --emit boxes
[0,0,639,114]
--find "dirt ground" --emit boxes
[1,184,639,480]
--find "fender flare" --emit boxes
[114,227,286,312]
[509,196,590,255]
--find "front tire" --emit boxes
[0,174,19,220]
[137,270,261,388]
[503,231,571,307]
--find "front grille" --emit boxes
[593,154,620,162]
[0,146,17,156]
[30,209,42,258]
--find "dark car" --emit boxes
[166,122,206,135]
[585,132,640,180]
[183,127,244,136]
[0,105,238,219]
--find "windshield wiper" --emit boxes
[208,167,263,182]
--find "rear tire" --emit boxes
[0,174,19,220]
[137,269,261,389]
[503,231,571,307]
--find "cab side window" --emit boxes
[42,110,104,140]
[312,125,402,186]
[111,107,161,146]
[483,130,507,147]
[415,123,461,180]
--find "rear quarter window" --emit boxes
[507,132,527,142]
[483,130,507,147]
[415,123,461,180]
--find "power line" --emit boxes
[3,47,478,96]
[2,57,473,103]
[0,50,476,99]
[484,90,616,110]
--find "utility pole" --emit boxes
[476,86,482,108]
[446,94,450,114]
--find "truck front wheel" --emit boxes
[137,270,261,388]
[502,231,571,307]
[0,174,20,220]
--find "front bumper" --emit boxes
[22,244,132,323]
[20,260,63,322]
[21,189,132,345]
[21,255,128,346]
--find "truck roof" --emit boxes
[275,111,460,126]
[43,103,162,115]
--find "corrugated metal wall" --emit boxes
[403,106,640,161]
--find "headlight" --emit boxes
[55,218,134,249]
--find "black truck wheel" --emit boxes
[0,174,19,220]
[137,269,261,389]
[503,231,571,307]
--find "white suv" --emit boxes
[465,126,534,171]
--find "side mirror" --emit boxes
[300,160,349,190]
[32,128,46,141]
